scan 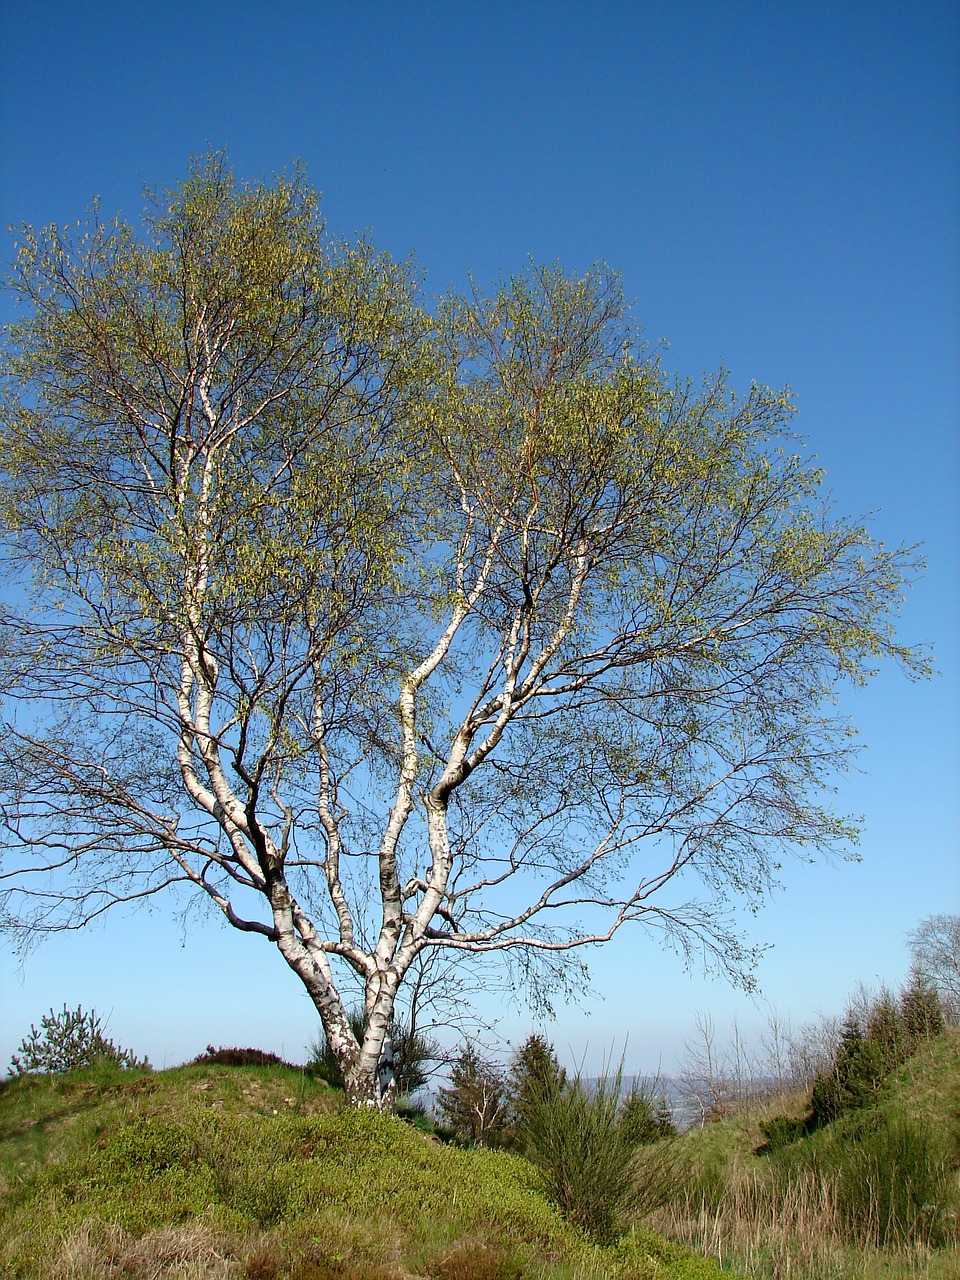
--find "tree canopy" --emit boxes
[0,154,926,1107]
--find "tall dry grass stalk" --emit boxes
[647,1156,957,1280]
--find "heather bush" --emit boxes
[192,1045,294,1068]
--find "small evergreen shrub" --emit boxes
[10,1004,149,1075]
[900,977,946,1040]
[619,1082,676,1145]
[807,982,948,1129]
[506,1033,567,1140]
[437,1043,509,1146]
[756,1113,806,1153]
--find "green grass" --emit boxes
[643,1028,960,1280]
[0,1061,743,1279]
[6,1034,957,1278]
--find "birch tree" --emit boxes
[908,915,960,1023]
[0,154,926,1108]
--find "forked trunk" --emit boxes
[342,1052,397,1112]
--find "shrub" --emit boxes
[900,976,946,1041]
[517,1060,685,1243]
[507,1033,567,1137]
[396,1097,435,1134]
[619,1082,676,1145]
[306,1027,344,1087]
[756,1113,806,1153]
[10,1004,149,1075]
[192,1045,294,1068]
[614,1228,733,1278]
[429,1239,524,1279]
[807,981,949,1132]
[833,1112,959,1248]
[306,1010,437,1096]
[394,1024,440,1096]
[437,1043,509,1147]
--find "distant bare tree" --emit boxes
[785,1012,842,1092]
[756,1003,794,1092]
[908,915,960,1024]
[678,1005,833,1120]
[678,1012,758,1124]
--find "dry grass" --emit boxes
[24,1221,243,1279]
[649,1164,960,1280]
[641,1029,960,1280]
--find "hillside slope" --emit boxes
[0,1061,742,1280]
[644,1028,960,1280]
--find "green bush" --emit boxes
[835,1112,958,1248]
[900,977,947,1041]
[757,1113,806,1153]
[307,1010,437,1096]
[614,1227,734,1278]
[507,1033,567,1137]
[808,983,949,1130]
[10,1004,150,1075]
[619,1082,676,1145]
[517,1062,685,1244]
[103,1116,197,1175]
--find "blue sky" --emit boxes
[1,0,957,1075]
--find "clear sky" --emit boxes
[1,0,957,1076]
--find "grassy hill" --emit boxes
[0,1060,741,1280]
[642,1028,960,1280]
[4,1030,956,1279]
